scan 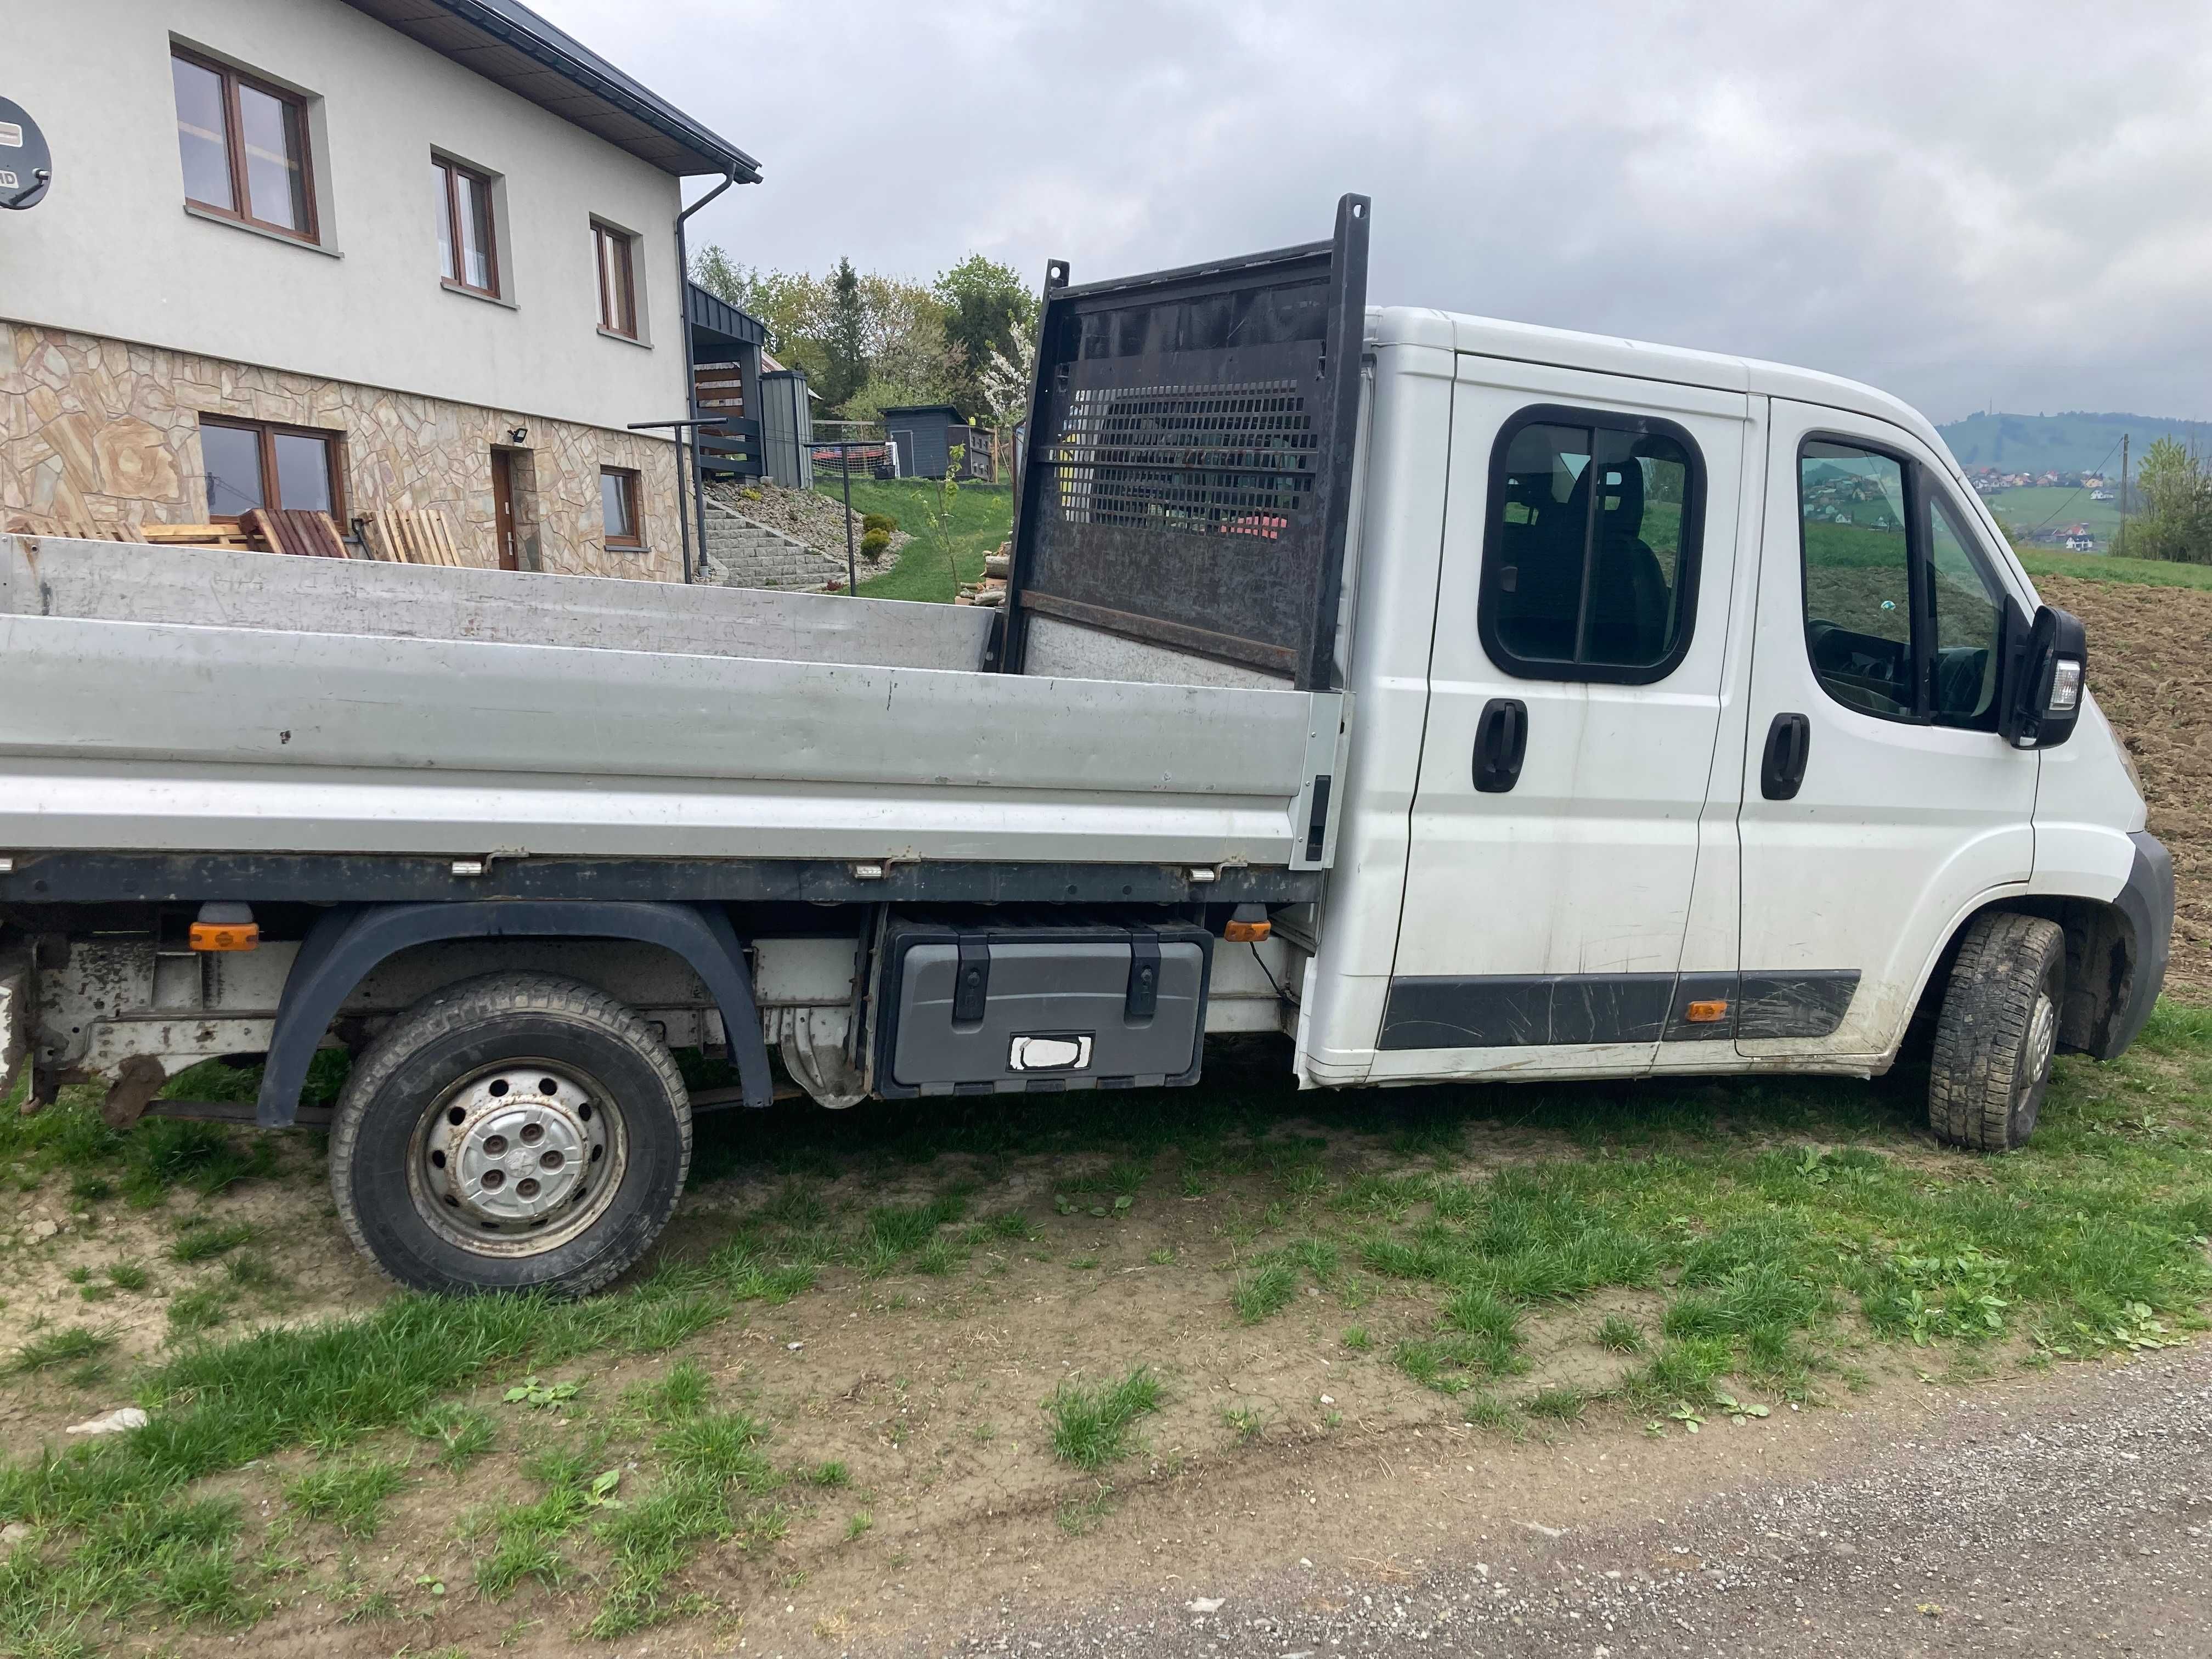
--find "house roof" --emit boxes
[879,404,963,419]
[341,0,760,180]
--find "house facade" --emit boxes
[2,0,759,579]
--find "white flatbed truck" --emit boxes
[0,198,2170,1293]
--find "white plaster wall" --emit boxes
[0,0,693,436]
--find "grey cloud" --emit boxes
[546,0,2212,422]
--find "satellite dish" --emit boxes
[0,97,52,211]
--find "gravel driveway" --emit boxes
[950,1346,2212,1657]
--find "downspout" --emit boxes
[676,170,741,585]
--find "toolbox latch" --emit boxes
[952,936,991,1024]
[1125,932,1160,1020]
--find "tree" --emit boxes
[820,257,870,412]
[2132,437,2212,564]
[934,255,1037,416]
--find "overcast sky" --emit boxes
[539,1,2212,425]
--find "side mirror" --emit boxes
[2001,601,2087,750]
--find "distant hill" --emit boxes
[1936,411,2212,477]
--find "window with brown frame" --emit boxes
[594,222,639,338]
[171,47,317,241]
[199,417,344,522]
[433,156,499,295]
[600,467,641,548]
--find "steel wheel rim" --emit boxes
[2025,991,2058,1087]
[405,1060,628,1258]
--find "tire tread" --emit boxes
[1927,912,2065,1152]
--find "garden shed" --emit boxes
[880,404,963,479]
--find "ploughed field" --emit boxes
[2036,574,2212,994]
[0,563,2207,1657]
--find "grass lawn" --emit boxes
[812,478,1014,603]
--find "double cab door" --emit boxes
[1374,357,1751,1079]
[1374,362,2040,1080]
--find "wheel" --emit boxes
[330,972,691,1295]
[1926,912,2066,1152]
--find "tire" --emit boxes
[330,972,691,1295]
[1926,912,2066,1152]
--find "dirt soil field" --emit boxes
[2038,575,2212,993]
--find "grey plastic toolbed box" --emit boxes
[876,918,1212,1096]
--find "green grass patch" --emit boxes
[170,1221,255,1263]
[8,1327,114,1376]
[1043,1367,1164,1470]
[283,1456,408,1538]
[407,1402,495,1470]
[831,479,1013,603]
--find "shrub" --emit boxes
[860,512,898,535]
[860,527,892,558]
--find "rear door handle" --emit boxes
[1761,712,1812,800]
[1474,697,1528,794]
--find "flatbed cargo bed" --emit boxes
[0,535,1337,871]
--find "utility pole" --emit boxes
[2117,432,2129,558]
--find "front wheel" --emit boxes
[329,972,691,1295]
[1926,912,2066,1152]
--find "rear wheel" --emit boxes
[330,972,690,1295]
[1926,912,2066,1152]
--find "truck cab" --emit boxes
[1299,304,2169,1121]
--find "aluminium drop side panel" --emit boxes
[0,604,1317,866]
[1003,195,1372,691]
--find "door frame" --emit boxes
[489,446,520,572]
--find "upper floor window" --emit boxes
[171,48,315,241]
[1798,439,2005,730]
[433,156,498,296]
[594,222,639,338]
[1478,405,1703,683]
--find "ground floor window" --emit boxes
[199,416,343,521]
[600,466,641,548]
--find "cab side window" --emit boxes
[1798,439,2008,730]
[1480,408,1704,683]
[1799,443,1914,718]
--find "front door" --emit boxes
[489,448,520,571]
[1734,400,2038,1060]
[1376,360,1750,1078]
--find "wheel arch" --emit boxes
[1905,831,2171,1064]
[257,901,774,1127]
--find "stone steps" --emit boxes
[697,500,845,591]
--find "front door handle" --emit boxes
[1474,697,1528,793]
[1761,712,1812,800]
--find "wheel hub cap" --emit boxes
[424,1069,607,1229]
[2027,993,2058,1084]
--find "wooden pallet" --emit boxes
[139,521,265,551]
[358,506,466,566]
[246,507,349,558]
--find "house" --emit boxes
[2,0,764,580]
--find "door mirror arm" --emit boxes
[2001,600,2087,751]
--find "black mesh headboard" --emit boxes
[1003,195,1371,690]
